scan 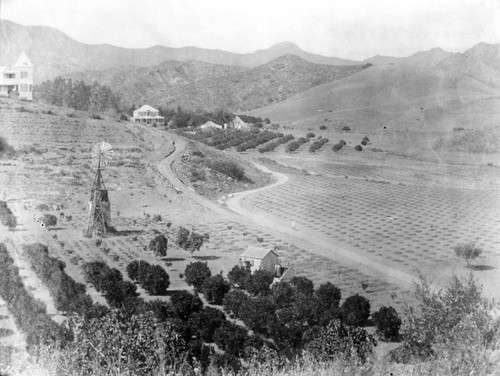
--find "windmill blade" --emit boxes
[91,141,113,168]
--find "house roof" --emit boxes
[241,247,278,260]
[200,120,223,128]
[134,105,159,113]
[14,52,33,67]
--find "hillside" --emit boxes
[64,60,248,108]
[0,20,361,83]
[250,43,500,133]
[152,55,370,111]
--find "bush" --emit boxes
[148,234,168,258]
[37,214,57,228]
[126,260,140,281]
[341,294,370,327]
[453,242,483,267]
[319,125,327,130]
[372,306,401,341]
[332,140,347,152]
[0,201,17,230]
[342,126,351,132]
[206,159,245,181]
[305,319,375,362]
[0,137,14,156]
[306,132,315,138]
[361,136,370,146]
[184,262,212,291]
[354,145,363,151]
[202,274,230,305]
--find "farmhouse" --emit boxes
[200,120,223,131]
[231,116,251,130]
[131,105,165,126]
[0,52,34,101]
[240,246,295,282]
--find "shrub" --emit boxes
[372,306,401,341]
[332,140,346,152]
[319,125,327,130]
[176,227,209,256]
[0,201,17,230]
[148,234,168,258]
[361,135,370,146]
[453,242,483,267]
[202,274,230,305]
[206,159,245,181]
[305,319,375,362]
[0,137,14,156]
[354,145,363,151]
[245,269,274,296]
[37,214,57,228]
[342,126,351,132]
[341,294,370,327]
[184,262,212,291]
[306,132,315,138]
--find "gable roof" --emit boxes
[241,246,278,260]
[134,105,158,113]
[200,120,223,129]
[14,52,33,67]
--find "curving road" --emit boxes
[155,136,423,290]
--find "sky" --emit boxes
[1,0,500,60]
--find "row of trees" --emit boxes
[126,260,170,295]
[36,78,122,113]
[0,243,72,351]
[286,137,309,153]
[82,261,139,307]
[22,243,94,315]
[309,138,329,153]
[258,134,295,153]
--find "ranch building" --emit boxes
[131,105,165,126]
[0,52,34,101]
[239,246,295,282]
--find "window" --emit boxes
[21,71,29,79]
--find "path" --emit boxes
[155,139,424,290]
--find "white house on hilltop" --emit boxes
[239,246,295,282]
[131,105,164,126]
[0,52,34,101]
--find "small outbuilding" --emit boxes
[239,246,295,282]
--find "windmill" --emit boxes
[85,141,113,237]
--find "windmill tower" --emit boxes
[85,142,113,237]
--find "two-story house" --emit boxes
[131,105,165,126]
[0,52,34,101]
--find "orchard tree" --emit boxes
[245,269,274,296]
[453,242,483,267]
[170,290,203,320]
[341,294,371,327]
[227,263,251,288]
[184,262,211,291]
[372,306,401,341]
[149,234,168,259]
[290,276,315,296]
[202,274,230,305]
[315,282,342,311]
[222,290,249,317]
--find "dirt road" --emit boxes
[156,138,423,290]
